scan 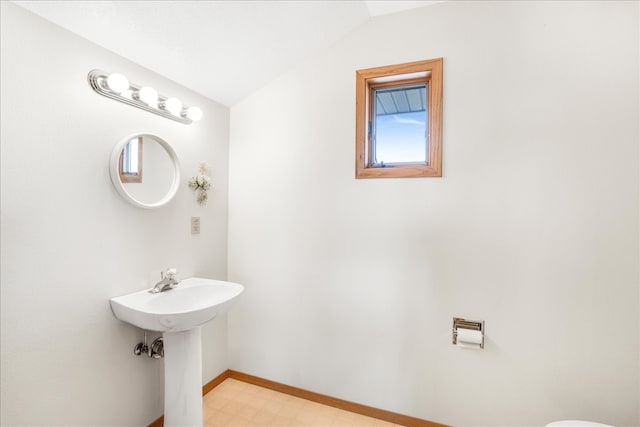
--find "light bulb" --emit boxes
[138,86,158,105]
[164,97,182,115]
[186,106,203,121]
[106,73,129,93]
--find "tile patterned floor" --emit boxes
[203,378,403,427]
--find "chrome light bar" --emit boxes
[87,69,202,125]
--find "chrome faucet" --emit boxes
[150,268,180,293]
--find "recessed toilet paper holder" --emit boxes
[453,317,485,349]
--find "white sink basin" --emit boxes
[110,277,243,332]
[110,277,244,426]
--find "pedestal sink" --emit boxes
[110,277,244,427]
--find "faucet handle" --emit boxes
[165,268,178,280]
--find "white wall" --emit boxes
[228,2,639,426]
[1,3,230,425]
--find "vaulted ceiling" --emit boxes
[13,1,442,106]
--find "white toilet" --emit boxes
[546,421,614,427]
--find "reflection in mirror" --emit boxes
[119,136,175,205]
[119,137,143,183]
[110,133,180,209]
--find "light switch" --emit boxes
[191,216,200,234]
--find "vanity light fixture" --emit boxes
[87,69,202,124]
[106,73,129,93]
[186,106,203,121]
[162,97,183,116]
[137,86,159,106]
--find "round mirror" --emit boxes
[109,133,180,209]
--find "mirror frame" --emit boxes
[109,133,181,209]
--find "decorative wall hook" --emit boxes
[188,162,212,205]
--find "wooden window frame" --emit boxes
[355,58,443,179]
[118,136,143,183]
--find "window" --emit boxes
[355,58,443,178]
[119,136,143,183]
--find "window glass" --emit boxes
[119,137,143,183]
[373,84,427,165]
[122,138,139,175]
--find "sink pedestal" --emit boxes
[163,327,203,427]
[109,278,244,426]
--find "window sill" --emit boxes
[355,163,442,179]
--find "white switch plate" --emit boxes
[191,216,200,234]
